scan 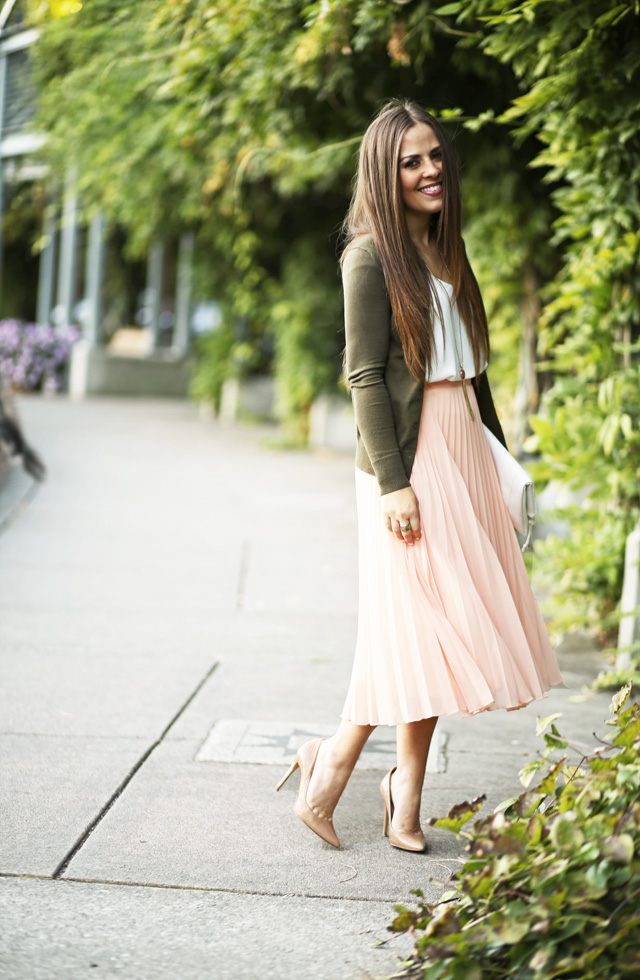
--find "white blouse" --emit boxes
[426,277,487,382]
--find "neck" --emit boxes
[405,212,432,249]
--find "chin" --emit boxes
[412,200,442,213]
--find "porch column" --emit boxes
[146,240,164,351]
[55,168,79,326]
[174,231,194,355]
[36,205,57,325]
[83,211,105,348]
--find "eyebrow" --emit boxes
[400,147,441,160]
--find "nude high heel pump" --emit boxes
[380,767,426,852]
[275,738,340,849]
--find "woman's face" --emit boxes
[398,123,443,222]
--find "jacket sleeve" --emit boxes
[343,244,411,495]
[472,370,508,450]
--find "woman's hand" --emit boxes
[382,486,421,546]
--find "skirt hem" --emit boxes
[340,679,564,727]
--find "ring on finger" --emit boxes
[400,522,411,532]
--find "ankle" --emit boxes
[320,736,357,774]
[391,767,425,803]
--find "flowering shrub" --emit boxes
[0,319,81,393]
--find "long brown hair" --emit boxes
[341,99,490,381]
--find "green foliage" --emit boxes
[268,237,344,444]
[390,687,640,980]
[593,661,640,693]
[530,504,629,643]
[188,322,236,413]
[461,149,556,428]
[445,0,640,649]
[31,0,195,250]
[30,0,534,435]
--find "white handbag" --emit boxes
[482,424,536,552]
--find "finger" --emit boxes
[407,506,421,538]
[397,518,413,543]
[401,517,421,546]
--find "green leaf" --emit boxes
[594,3,633,30]
[429,795,486,834]
[423,905,462,938]
[494,796,520,815]
[528,948,552,971]
[611,684,632,714]
[433,3,463,15]
[514,790,543,817]
[602,834,634,864]
[520,758,544,788]
[620,413,633,439]
[585,860,612,893]
[543,725,568,750]
[487,913,530,944]
[615,765,640,787]
[549,813,582,851]
[536,713,563,736]
[536,760,564,796]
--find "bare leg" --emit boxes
[306,719,375,819]
[389,717,438,833]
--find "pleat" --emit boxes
[341,381,563,726]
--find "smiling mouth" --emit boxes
[419,183,442,196]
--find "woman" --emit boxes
[276,100,562,852]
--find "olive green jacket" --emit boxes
[342,234,507,496]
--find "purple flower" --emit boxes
[0,319,81,391]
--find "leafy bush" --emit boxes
[0,319,81,393]
[472,0,640,665]
[390,686,640,980]
[529,503,629,646]
[526,371,640,647]
[593,664,640,695]
[189,322,244,414]
[268,237,344,444]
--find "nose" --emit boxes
[422,159,440,179]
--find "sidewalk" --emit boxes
[0,393,612,980]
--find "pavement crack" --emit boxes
[2,872,400,904]
[50,660,220,880]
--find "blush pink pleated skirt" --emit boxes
[341,379,563,726]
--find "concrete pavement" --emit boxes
[0,393,613,980]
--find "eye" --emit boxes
[402,159,419,168]
[431,149,442,161]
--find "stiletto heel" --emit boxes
[275,759,299,792]
[380,768,426,853]
[275,738,340,848]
